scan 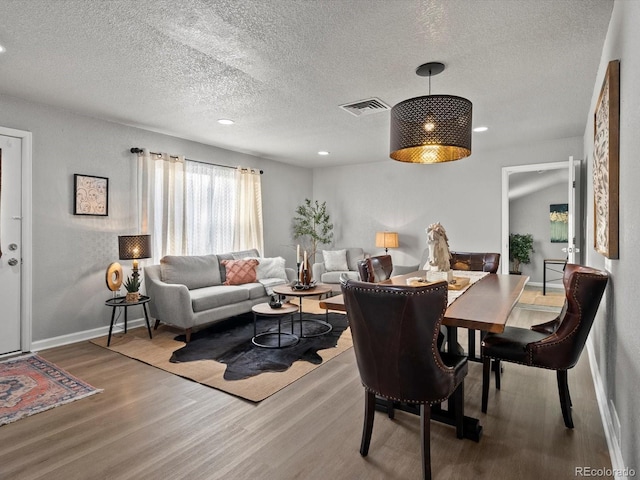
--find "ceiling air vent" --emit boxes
[339,97,390,117]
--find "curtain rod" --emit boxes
[130,147,264,174]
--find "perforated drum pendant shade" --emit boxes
[390,95,472,163]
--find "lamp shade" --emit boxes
[118,234,152,260]
[375,231,399,249]
[390,94,472,163]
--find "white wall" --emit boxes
[0,94,312,343]
[313,136,582,270]
[584,0,640,471]
[510,181,568,283]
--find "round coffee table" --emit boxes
[272,284,333,338]
[251,302,299,348]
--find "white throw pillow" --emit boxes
[243,256,287,280]
[323,249,349,271]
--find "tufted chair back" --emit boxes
[449,251,501,273]
[357,255,394,283]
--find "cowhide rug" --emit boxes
[170,312,348,380]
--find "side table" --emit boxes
[251,302,299,348]
[104,295,152,346]
[272,284,333,338]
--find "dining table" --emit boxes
[319,270,529,442]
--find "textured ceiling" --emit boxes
[0,0,613,168]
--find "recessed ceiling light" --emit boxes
[217,119,234,125]
[317,151,330,156]
[473,126,488,132]
[0,44,6,53]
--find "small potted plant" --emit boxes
[509,233,534,274]
[124,274,142,302]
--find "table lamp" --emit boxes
[375,231,399,254]
[118,234,152,282]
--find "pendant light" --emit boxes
[390,62,472,163]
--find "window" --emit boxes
[137,150,263,263]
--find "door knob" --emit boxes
[8,258,19,266]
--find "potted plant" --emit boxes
[509,233,534,274]
[124,274,142,302]
[292,198,334,264]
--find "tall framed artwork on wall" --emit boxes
[593,59,619,259]
[74,174,109,216]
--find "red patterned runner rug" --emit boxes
[0,353,102,427]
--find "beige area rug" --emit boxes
[518,286,565,308]
[91,302,351,403]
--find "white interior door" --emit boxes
[564,156,580,264]
[0,134,22,355]
[501,159,580,277]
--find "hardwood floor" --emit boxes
[0,306,611,479]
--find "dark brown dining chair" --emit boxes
[449,251,501,273]
[356,255,394,283]
[341,279,468,480]
[481,263,608,428]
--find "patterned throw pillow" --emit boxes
[221,259,259,285]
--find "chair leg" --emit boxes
[557,370,574,428]
[387,398,395,419]
[494,359,501,390]
[420,404,432,480]
[482,357,491,413]
[453,381,465,439]
[360,391,376,456]
[185,328,192,343]
[153,319,161,330]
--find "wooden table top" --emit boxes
[273,283,333,297]
[319,272,528,334]
[252,302,299,316]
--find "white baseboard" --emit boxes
[586,339,628,479]
[31,317,147,352]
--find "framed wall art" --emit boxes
[550,203,569,243]
[593,59,619,259]
[74,174,109,216]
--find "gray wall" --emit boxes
[312,136,582,270]
[510,181,568,284]
[584,0,639,471]
[0,94,312,343]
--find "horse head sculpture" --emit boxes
[426,222,451,272]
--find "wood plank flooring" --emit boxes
[0,305,611,480]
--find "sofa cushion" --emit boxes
[346,248,365,271]
[321,271,359,284]
[222,259,259,285]
[235,255,287,281]
[190,285,251,312]
[160,254,221,289]
[323,249,349,271]
[217,249,260,283]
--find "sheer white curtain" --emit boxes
[233,168,264,254]
[137,149,263,262]
[138,149,186,264]
[184,161,236,254]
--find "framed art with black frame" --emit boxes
[74,174,109,216]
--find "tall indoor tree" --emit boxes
[292,199,334,263]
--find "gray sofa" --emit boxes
[145,249,296,342]
[312,247,365,291]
